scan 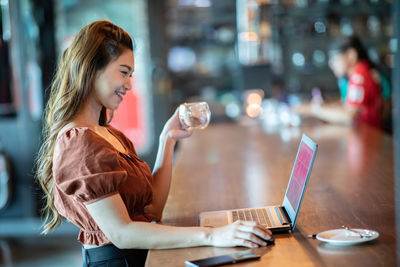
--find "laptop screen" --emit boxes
[286,140,314,213]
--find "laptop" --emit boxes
[199,133,318,232]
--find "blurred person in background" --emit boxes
[297,36,389,131]
[35,20,272,267]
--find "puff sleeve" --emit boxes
[53,128,127,205]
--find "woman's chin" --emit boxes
[107,103,120,111]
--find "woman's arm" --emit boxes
[312,104,358,125]
[294,102,357,125]
[145,109,193,220]
[145,134,176,220]
[86,193,273,249]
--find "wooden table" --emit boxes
[145,121,395,267]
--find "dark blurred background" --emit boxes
[0,0,397,266]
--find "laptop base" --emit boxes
[199,205,292,232]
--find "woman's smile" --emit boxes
[115,90,125,102]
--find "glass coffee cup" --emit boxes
[178,102,211,129]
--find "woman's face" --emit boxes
[93,49,134,111]
[328,52,347,78]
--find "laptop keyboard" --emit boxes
[231,208,272,227]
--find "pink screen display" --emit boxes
[286,142,314,212]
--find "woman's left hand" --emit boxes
[161,108,193,141]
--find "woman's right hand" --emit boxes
[209,220,273,248]
[161,108,193,141]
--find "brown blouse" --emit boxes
[53,125,154,246]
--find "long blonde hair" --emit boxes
[36,20,133,234]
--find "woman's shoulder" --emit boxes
[57,123,94,142]
[53,124,118,168]
[55,123,111,154]
[353,60,371,76]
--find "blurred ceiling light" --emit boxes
[244,89,264,118]
[217,27,235,43]
[278,108,291,125]
[292,52,305,67]
[340,18,354,36]
[226,102,241,119]
[291,114,301,127]
[368,48,379,63]
[262,112,279,131]
[244,89,264,101]
[168,46,196,72]
[260,21,271,38]
[239,32,259,42]
[247,92,263,105]
[314,21,326,33]
[220,92,236,105]
[367,16,380,36]
[312,50,326,66]
[246,104,262,118]
[280,128,291,143]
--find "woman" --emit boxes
[296,36,384,130]
[36,20,272,267]
[308,35,384,130]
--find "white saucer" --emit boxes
[316,229,379,246]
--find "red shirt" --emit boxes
[345,60,383,129]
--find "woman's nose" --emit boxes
[123,79,132,91]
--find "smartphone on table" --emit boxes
[185,249,261,267]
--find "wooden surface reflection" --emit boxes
[146,121,395,267]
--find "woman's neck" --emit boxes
[73,97,103,127]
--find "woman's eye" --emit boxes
[121,71,128,76]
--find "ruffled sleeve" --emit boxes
[53,127,127,205]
